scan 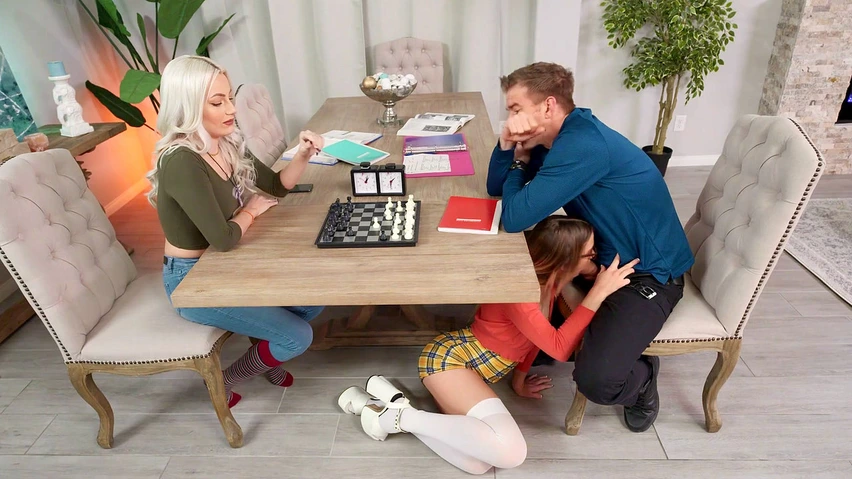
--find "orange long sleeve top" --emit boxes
[470,300,595,373]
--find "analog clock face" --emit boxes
[353,172,378,195]
[379,172,404,195]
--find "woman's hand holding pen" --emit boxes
[296,130,324,159]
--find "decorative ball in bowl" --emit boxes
[360,72,417,126]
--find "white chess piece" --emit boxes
[394,213,401,225]
[403,229,414,240]
[386,197,394,210]
[392,224,400,235]
[384,209,393,220]
[396,201,404,212]
[371,217,381,231]
[391,231,401,241]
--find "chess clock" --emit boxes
[378,163,406,196]
[351,162,379,196]
[350,162,406,197]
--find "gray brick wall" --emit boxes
[759,0,852,174]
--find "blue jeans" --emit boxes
[163,256,324,362]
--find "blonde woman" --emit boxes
[149,55,324,407]
[338,217,639,474]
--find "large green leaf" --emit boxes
[137,13,159,72]
[158,0,205,39]
[96,0,147,68]
[120,70,161,104]
[196,13,235,57]
[85,81,146,127]
[96,0,131,38]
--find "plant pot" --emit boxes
[642,145,673,177]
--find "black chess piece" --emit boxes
[379,230,388,241]
[337,222,346,232]
[346,196,354,212]
[345,227,356,236]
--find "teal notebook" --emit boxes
[320,139,389,165]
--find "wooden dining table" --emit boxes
[170,91,540,348]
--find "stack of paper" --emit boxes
[403,154,452,174]
[280,130,383,165]
[396,112,476,137]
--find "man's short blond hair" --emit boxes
[500,62,575,111]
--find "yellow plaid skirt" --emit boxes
[418,328,518,384]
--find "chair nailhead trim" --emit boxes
[731,118,824,339]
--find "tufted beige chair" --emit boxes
[0,150,242,448]
[235,83,287,167]
[561,115,824,435]
[373,37,445,93]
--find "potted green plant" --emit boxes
[602,0,737,176]
[78,0,234,131]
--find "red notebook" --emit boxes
[438,196,503,234]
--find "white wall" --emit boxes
[0,0,153,209]
[574,0,783,162]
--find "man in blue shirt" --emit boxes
[488,62,694,432]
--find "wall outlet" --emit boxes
[674,115,687,132]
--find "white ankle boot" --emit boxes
[360,400,410,441]
[360,375,411,441]
[365,375,409,406]
[337,386,375,416]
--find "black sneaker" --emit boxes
[623,356,659,432]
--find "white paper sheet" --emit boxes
[403,154,452,174]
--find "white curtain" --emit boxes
[202,0,581,139]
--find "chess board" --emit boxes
[315,200,422,248]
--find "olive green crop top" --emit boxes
[156,146,289,251]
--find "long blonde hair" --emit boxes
[146,55,256,206]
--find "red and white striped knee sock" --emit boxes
[264,368,295,387]
[223,340,283,408]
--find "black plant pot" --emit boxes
[642,146,673,177]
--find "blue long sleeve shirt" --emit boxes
[487,107,694,284]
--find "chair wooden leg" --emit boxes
[564,388,588,436]
[702,339,741,433]
[67,364,114,449]
[195,354,244,448]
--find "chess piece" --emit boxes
[384,209,393,220]
[396,201,404,212]
[346,196,354,212]
[371,217,381,231]
[379,230,389,241]
[392,224,400,235]
[386,197,393,210]
[346,227,356,236]
[390,230,400,241]
[48,61,94,138]
[403,229,414,240]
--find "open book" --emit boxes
[281,130,383,165]
[396,112,476,137]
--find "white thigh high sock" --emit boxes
[388,398,527,473]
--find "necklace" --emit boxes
[207,153,244,207]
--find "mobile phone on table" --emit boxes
[290,183,313,193]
